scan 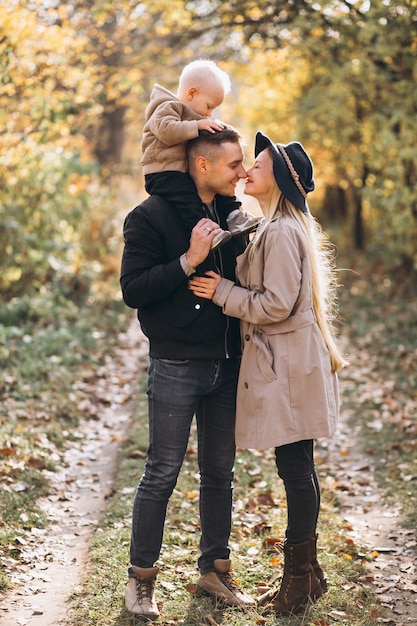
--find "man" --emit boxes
[120,127,256,620]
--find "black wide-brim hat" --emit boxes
[255,131,315,215]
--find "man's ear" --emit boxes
[195,155,207,173]
[187,87,198,101]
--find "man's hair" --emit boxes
[187,126,242,163]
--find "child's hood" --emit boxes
[144,83,178,119]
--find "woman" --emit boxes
[189,131,347,615]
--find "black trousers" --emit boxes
[275,439,320,544]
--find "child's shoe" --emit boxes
[226,209,263,237]
[211,229,232,251]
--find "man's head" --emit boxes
[177,60,231,118]
[187,127,246,202]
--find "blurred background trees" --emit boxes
[1,0,416,302]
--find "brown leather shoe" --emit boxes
[125,566,160,620]
[197,559,256,608]
[311,534,328,592]
[270,541,322,615]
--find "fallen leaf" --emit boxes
[328,609,349,620]
[0,447,17,456]
[262,536,283,552]
[185,582,198,594]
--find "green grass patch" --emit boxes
[0,292,131,590]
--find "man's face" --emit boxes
[204,141,247,198]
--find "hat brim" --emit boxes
[254,131,310,214]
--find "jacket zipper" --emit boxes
[212,199,230,359]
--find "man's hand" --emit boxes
[197,118,224,133]
[185,218,221,269]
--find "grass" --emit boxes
[0,290,131,590]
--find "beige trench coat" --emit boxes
[213,215,339,449]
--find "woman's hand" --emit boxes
[188,270,221,300]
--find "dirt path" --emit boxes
[0,321,148,626]
[1,327,416,625]
[318,370,417,625]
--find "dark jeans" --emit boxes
[129,357,239,575]
[275,439,320,544]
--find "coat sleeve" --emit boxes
[148,101,200,145]
[120,207,188,309]
[213,225,304,325]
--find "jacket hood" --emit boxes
[144,84,178,120]
[144,83,206,122]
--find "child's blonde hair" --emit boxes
[178,60,231,95]
[250,183,347,374]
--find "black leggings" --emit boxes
[275,439,320,544]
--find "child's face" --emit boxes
[187,85,224,117]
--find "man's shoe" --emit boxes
[125,566,160,620]
[197,559,256,608]
[226,209,263,237]
[211,229,232,251]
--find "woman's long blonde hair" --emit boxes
[249,181,347,373]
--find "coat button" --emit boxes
[195,304,201,310]
[244,334,250,341]
[244,382,248,389]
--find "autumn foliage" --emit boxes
[1,0,417,302]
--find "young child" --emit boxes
[141,59,261,250]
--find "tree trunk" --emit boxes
[94,104,127,166]
[353,191,364,250]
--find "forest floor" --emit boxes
[1,322,416,625]
[1,261,416,625]
[0,322,148,626]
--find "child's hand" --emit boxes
[188,271,222,300]
[197,118,225,133]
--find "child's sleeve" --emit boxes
[149,101,200,145]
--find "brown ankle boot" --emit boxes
[125,566,160,620]
[270,541,322,615]
[197,559,256,608]
[311,534,328,592]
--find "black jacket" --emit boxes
[120,194,247,359]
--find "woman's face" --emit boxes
[244,148,276,207]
